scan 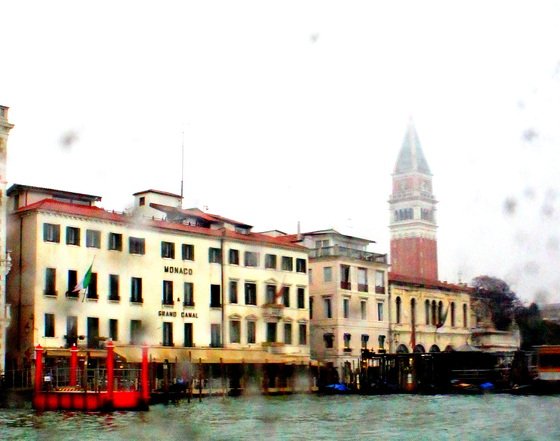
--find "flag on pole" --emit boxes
[436,304,450,330]
[73,262,93,292]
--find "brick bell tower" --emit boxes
[389,120,438,280]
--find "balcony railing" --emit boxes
[375,286,386,294]
[310,246,387,263]
[262,303,284,318]
[340,281,351,290]
[358,284,368,292]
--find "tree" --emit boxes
[471,276,521,331]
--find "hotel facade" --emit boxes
[5,185,311,370]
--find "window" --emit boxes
[324,333,334,349]
[310,297,314,319]
[358,268,368,292]
[229,249,239,265]
[86,273,98,299]
[45,313,55,337]
[43,223,60,243]
[86,229,101,248]
[67,270,78,298]
[282,287,290,307]
[129,237,145,255]
[323,267,332,282]
[343,298,350,318]
[451,302,456,327]
[130,320,142,345]
[162,280,174,305]
[361,334,369,349]
[299,324,307,345]
[109,319,118,342]
[411,298,416,325]
[161,241,175,259]
[463,304,468,328]
[210,324,222,347]
[375,271,385,294]
[266,322,277,343]
[296,258,307,273]
[245,282,257,305]
[361,300,367,320]
[247,321,256,344]
[182,244,195,261]
[163,322,173,347]
[425,300,430,325]
[340,265,351,290]
[284,323,292,345]
[139,196,145,206]
[87,317,99,349]
[244,251,258,267]
[266,285,276,304]
[343,333,351,350]
[265,254,277,269]
[297,287,305,309]
[184,282,194,306]
[209,247,221,263]
[184,323,194,347]
[210,284,221,307]
[230,320,241,343]
[378,302,384,321]
[324,298,332,319]
[66,316,77,347]
[229,280,238,304]
[108,233,123,251]
[131,277,143,303]
[396,297,402,324]
[109,274,120,301]
[45,268,56,296]
[281,256,293,271]
[66,227,80,246]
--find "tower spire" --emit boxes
[389,121,438,280]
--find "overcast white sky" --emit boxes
[2,1,560,303]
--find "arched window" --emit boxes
[438,301,443,324]
[414,344,426,353]
[450,302,456,327]
[463,304,468,328]
[396,344,409,354]
[425,300,430,325]
[396,296,402,324]
[429,344,441,353]
[410,298,416,325]
[431,300,437,325]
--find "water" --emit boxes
[1,394,560,440]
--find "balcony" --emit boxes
[310,246,387,263]
[358,284,368,293]
[340,281,352,290]
[262,303,284,318]
[375,286,386,294]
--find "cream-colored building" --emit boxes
[298,230,389,378]
[389,273,471,353]
[0,106,14,374]
[5,185,310,370]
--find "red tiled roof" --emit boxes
[389,272,472,293]
[15,199,306,251]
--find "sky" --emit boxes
[2,1,560,303]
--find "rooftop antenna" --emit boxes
[180,131,184,207]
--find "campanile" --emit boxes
[389,121,438,280]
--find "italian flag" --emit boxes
[73,262,93,292]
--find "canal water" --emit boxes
[1,394,560,440]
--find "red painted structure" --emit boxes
[390,236,438,281]
[33,343,150,411]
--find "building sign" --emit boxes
[164,266,193,275]
[158,311,198,318]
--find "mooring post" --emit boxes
[198,358,203,402]
[34,345,44,394]
[106,340,114,403]
[69,344,78,387]
[141,344,150,406]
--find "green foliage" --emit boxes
[515,303,560,349]
[472,275,520,331]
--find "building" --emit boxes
[388,121,472,352]
[5,185,311,375]
[0,105,14,374]
[299,229,389,380]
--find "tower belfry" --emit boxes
[389,121,438,280]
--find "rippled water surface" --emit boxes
[2,394,560,440]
